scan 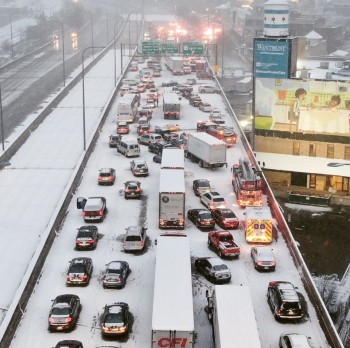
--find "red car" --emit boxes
[137,124,151,135]
[211,208,240,229]
[117,122,129,134]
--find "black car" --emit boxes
[66,257,93,286]
[101,302,130,336]
[148,141,173,156]
[124,180,142,199]
[187,209,215,230]
[162,132,179,142]
[75,225,98,250]
[102,261,130,289]
[170,138,186,149]
[48,294,81,332]
[267,281,304,321]
[194,257,231,284]
[55,340,83,348]
[153,155,162,163]
[193,179,211,196]
[162,80,178,87]
[109,134,122,148]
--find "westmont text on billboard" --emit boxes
[254,39,289,78]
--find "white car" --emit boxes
[199,103,213,113]
[200,192,227,210]
[209,109,225,124]
[251,246,276,271]
[279,333,312,348]
[198,85,220,93]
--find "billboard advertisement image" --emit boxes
[254,78,350,136]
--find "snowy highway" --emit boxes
[2,47,334,348]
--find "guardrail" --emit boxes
[0,14,142,347]
[211,66,344,347]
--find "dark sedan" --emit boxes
[187,209,215,230]
[212,208,240,229]
[75,225,98,250]
[101,302,130,336]
[48,294,81,332]
[55,340,83,348]
[102,261,130,289]
[66,257,93,286]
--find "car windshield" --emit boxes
[219,235,233,242]
[105,313,123,324]
[282,301,300,310]
[199,212,212,219]
[213,198,225,202]
[77,231,93,238]
[125,235,141,242]
[213,264,228,271]
[222,211,236,218]
[198,181,209,187]
[69,264,85,273]
[100,172,111,177]
[51,306,70,315]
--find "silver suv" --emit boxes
[123,226,147,252]
[130,160,149,177]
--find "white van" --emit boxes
[117,140,140,157]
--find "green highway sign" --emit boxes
[141,41,160,55]
[183,42,205,55]
[161,43,179,54]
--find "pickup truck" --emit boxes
[207,231,240,258]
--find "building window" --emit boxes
[327,144,334,159]
[309,143,316,157]
[293,141,300,155]
[345,146,350,160]
[309,174,316,189]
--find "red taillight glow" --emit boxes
[98,210,103,216]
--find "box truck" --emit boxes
[152,235,194,347]
[185,132,227,168]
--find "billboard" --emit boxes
[254,78,350,136]
[254,39,289,78]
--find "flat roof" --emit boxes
[161,149,185,169]
[254,152,350,177]
[152,236,194,331]
[214,285,261,348]
[190,132,226,145]
[159,169,185,192]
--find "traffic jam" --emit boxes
[9,22,330,348]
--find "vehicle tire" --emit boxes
[208,238,212,246]
[125,195,129,200]
[199,160,203,167]
[219,250,224,258]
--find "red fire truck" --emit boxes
[231,158,263,206]
[196,121,237,147]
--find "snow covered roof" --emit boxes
[305,30,323,39]
[330,50,350,57]
[254,152,350,177]
[152,236,194,331]
[159,169,185,192]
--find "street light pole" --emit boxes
[0,84,4,151]
[81,46,104,151]
[9,13,14,60]
[215,22,224,80]
[48,20,65,87]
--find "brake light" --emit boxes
[125,189,130,193]
[88,240,94,244]
[98,210,103,216]
[81,275,88,279]
[140,241,144,246]
[135,188,141,192]
[64,316,73,323]
[83,211,87,216]
[48,317,56,323]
